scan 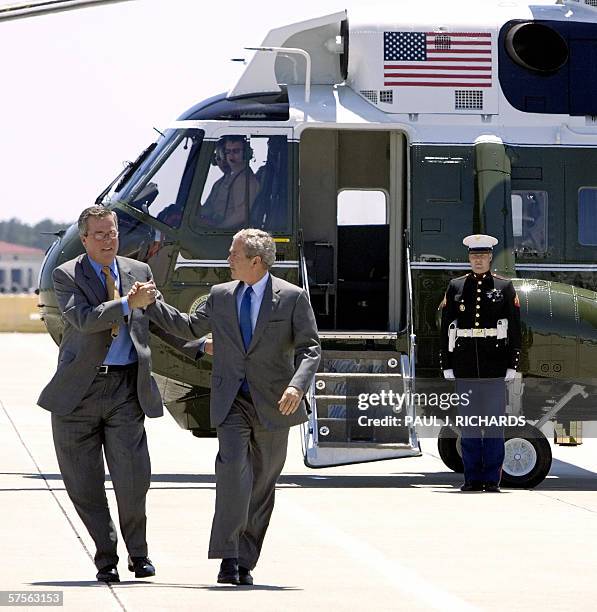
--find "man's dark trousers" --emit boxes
[51,369,150,569]
[208,392,289,570]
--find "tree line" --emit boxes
[0,218,75,252]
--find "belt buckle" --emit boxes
[473,329,485,338]
[97,365,109,374]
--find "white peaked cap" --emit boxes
[462,234,498,251]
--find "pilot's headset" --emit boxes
[211,138,228,168]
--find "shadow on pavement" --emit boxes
[3,456,597,491]
[31,580,299,591]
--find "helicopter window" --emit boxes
[578,188,597,246]
[337,190,387,225]
[196,134,289,232]
[114,128,204,229]
[512,191,547,255]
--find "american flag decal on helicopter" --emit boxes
[383,31,493,88]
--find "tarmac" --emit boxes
[2,333,597,611]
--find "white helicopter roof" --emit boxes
[222,1,597,147]
[228,1,597,109]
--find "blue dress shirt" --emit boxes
[88,256,138,365]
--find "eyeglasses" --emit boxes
[87,230,119,241]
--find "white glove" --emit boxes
[443,369,455,380]
[504,368,517,381]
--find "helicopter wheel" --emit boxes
[501,424,552,489]
[437,425,464,473]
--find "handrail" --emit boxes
[298,240,311,301]
[404,231,416,381]
[245,46,312,104]
[298,239,317,454]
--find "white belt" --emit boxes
[456,328,498,338]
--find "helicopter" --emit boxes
[36,0,597,488]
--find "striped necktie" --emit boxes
[102,265,120,338]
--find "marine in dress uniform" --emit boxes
[439,235,522,492]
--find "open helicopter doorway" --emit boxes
[299,129,406,332]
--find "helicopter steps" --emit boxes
[310,349,414,449]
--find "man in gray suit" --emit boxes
[38,206,162,583]
[135,228,320,585]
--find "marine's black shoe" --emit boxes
[217,558,240,585]
[96,564,120,583]
[127,556,155,578]
[484,483,501,493]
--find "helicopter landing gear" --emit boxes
[437,425,463,473]
[501,424,552,488]
[437,423,552,488]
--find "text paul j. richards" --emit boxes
[356,415,527,428]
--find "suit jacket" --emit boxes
[38,254,164,418]
[147,274,321,430]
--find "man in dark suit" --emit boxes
[38,206,162,582]
[440,234,522,492]
[135,228,320,585]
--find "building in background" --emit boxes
[0,241,44,293]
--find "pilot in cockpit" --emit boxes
[199,136,259,229]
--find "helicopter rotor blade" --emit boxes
[0,0,137,23]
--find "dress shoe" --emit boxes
[460,481,483,492]
[96,564,120,583]
[238,566,253,586]
[217,558,239,585]
[128,556,155,578]
[484,483,501,493]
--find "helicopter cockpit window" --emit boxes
[578,188,597,246]
[110,128,204,229]
[196,134,289,232]
[512,191,548,255]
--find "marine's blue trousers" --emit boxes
[456,378,506,485]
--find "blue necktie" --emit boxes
[239,286,253,393]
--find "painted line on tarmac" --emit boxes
[278,494,480,612]
[0,398,127,610]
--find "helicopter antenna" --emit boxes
[153,127,165,138]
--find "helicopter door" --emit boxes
[299,129,405,331]
[298,129,420,467]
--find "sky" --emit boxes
[0,0,369,224]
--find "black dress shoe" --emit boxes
[238,566,253,586]
[217,558,239,585]
[484,483,501,493]
[128,556,155,578]
[96,564,120,583]
[460,481,483,492]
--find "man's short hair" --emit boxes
[78,206,118,237]
[234,228,276,269]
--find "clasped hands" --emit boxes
[128,280,157,309]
